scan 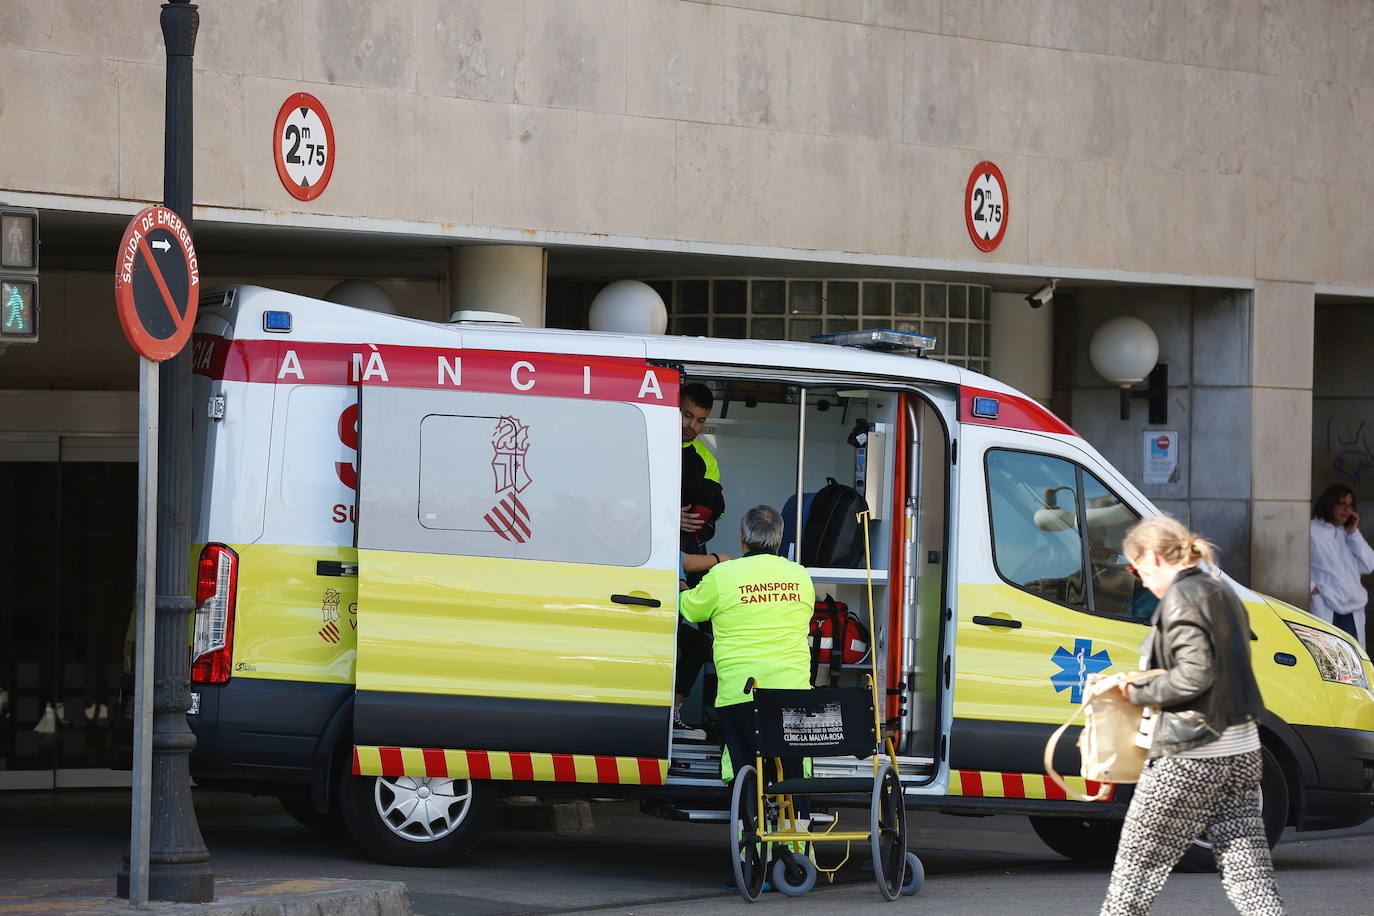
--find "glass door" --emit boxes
[0,456,135,790]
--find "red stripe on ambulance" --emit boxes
[960,384,1076,436]
[594,756,620,784]
[551,754,577,783]
[466,750,492,781]
[422,747,448,778]
[191,336,678,406]
[378,747,404,778]
[509,752,535,782]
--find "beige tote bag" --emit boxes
[1044,670,1165,802]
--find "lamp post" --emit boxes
[116,0,214,903]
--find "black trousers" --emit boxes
[717,701,808,816]
[676,624,710,697]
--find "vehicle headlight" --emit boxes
[1287,622,1369,688]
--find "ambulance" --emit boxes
[185,284,1374,870]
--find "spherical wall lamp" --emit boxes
[1088,316,1168,423]
[588,280,668,335]
[324,279,397,314]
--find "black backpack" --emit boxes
[800,478,869,568]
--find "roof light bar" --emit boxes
[811,328,937,354]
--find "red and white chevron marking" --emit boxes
[484,493,531,543]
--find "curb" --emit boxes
[0,877,411,915]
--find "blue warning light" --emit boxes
[262,310,292,333]
[971,396,999,419]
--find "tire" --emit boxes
[870,761,906,901]
[277,794,342,836]
[771,853,818,896]
[1177,745,1288,873]
[1030,746,1290,874]
[900,851,924,896]
[729,765,769,902]
[1028,815,1123,867]
[339,771,495,867]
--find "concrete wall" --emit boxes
[1071,287,1255,586]
[1069,283,1315,605]
[3,1,1374,286]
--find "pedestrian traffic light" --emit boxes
[0,207,38,344]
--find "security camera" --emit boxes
[1025,279,1057,308]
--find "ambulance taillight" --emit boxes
[191,543,238,684]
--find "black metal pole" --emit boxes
[117,0,213,902]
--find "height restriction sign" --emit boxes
[113,206,199,362]
[964,161,1008,252]
[274,92,335,201]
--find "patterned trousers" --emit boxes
[1100,751,1284,916]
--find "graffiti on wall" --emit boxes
[1314,407,1374,509]
[1327,419,1374,485]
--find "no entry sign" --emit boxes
[274,92,335,201]
[114,206,200,361]
[965,161,1008,252]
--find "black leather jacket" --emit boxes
[1128,566,1265,755]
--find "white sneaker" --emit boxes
[672,707,706,741]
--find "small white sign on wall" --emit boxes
[1143,431,1179,485]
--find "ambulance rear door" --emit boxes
[352,348,683,783]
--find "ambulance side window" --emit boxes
[1082,469,1157,622]
[986,450,1087,609]
[405,394,653,567]
[986,448,1157,621]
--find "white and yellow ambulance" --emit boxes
[186,285,1374,870]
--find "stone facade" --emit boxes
[2,1,1371,283]
[3,0,1369,605]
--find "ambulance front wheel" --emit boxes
[340,772,496,867]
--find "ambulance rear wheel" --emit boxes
[340,772,496,867]
[277,794,342,836]
[1028,815,1122,867]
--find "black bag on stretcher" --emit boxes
[808,595,871,687]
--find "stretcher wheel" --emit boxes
[729,765,768,902]
[771,853,817,896]
[900,851,924,896]
[869,761,906,901]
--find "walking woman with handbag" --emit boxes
[1100,516,1283,916]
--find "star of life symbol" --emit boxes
[485,416,533,543]
[1050,638,1112,704]
[318,588,342,644]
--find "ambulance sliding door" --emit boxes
[353,360,682,770]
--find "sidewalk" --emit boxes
[0,876,410,915]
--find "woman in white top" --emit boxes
[1309,484,1374,648]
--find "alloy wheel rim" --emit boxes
[374,775,474,843]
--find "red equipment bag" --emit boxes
[808,595,871,687]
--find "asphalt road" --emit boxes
[0,789,1370,914]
